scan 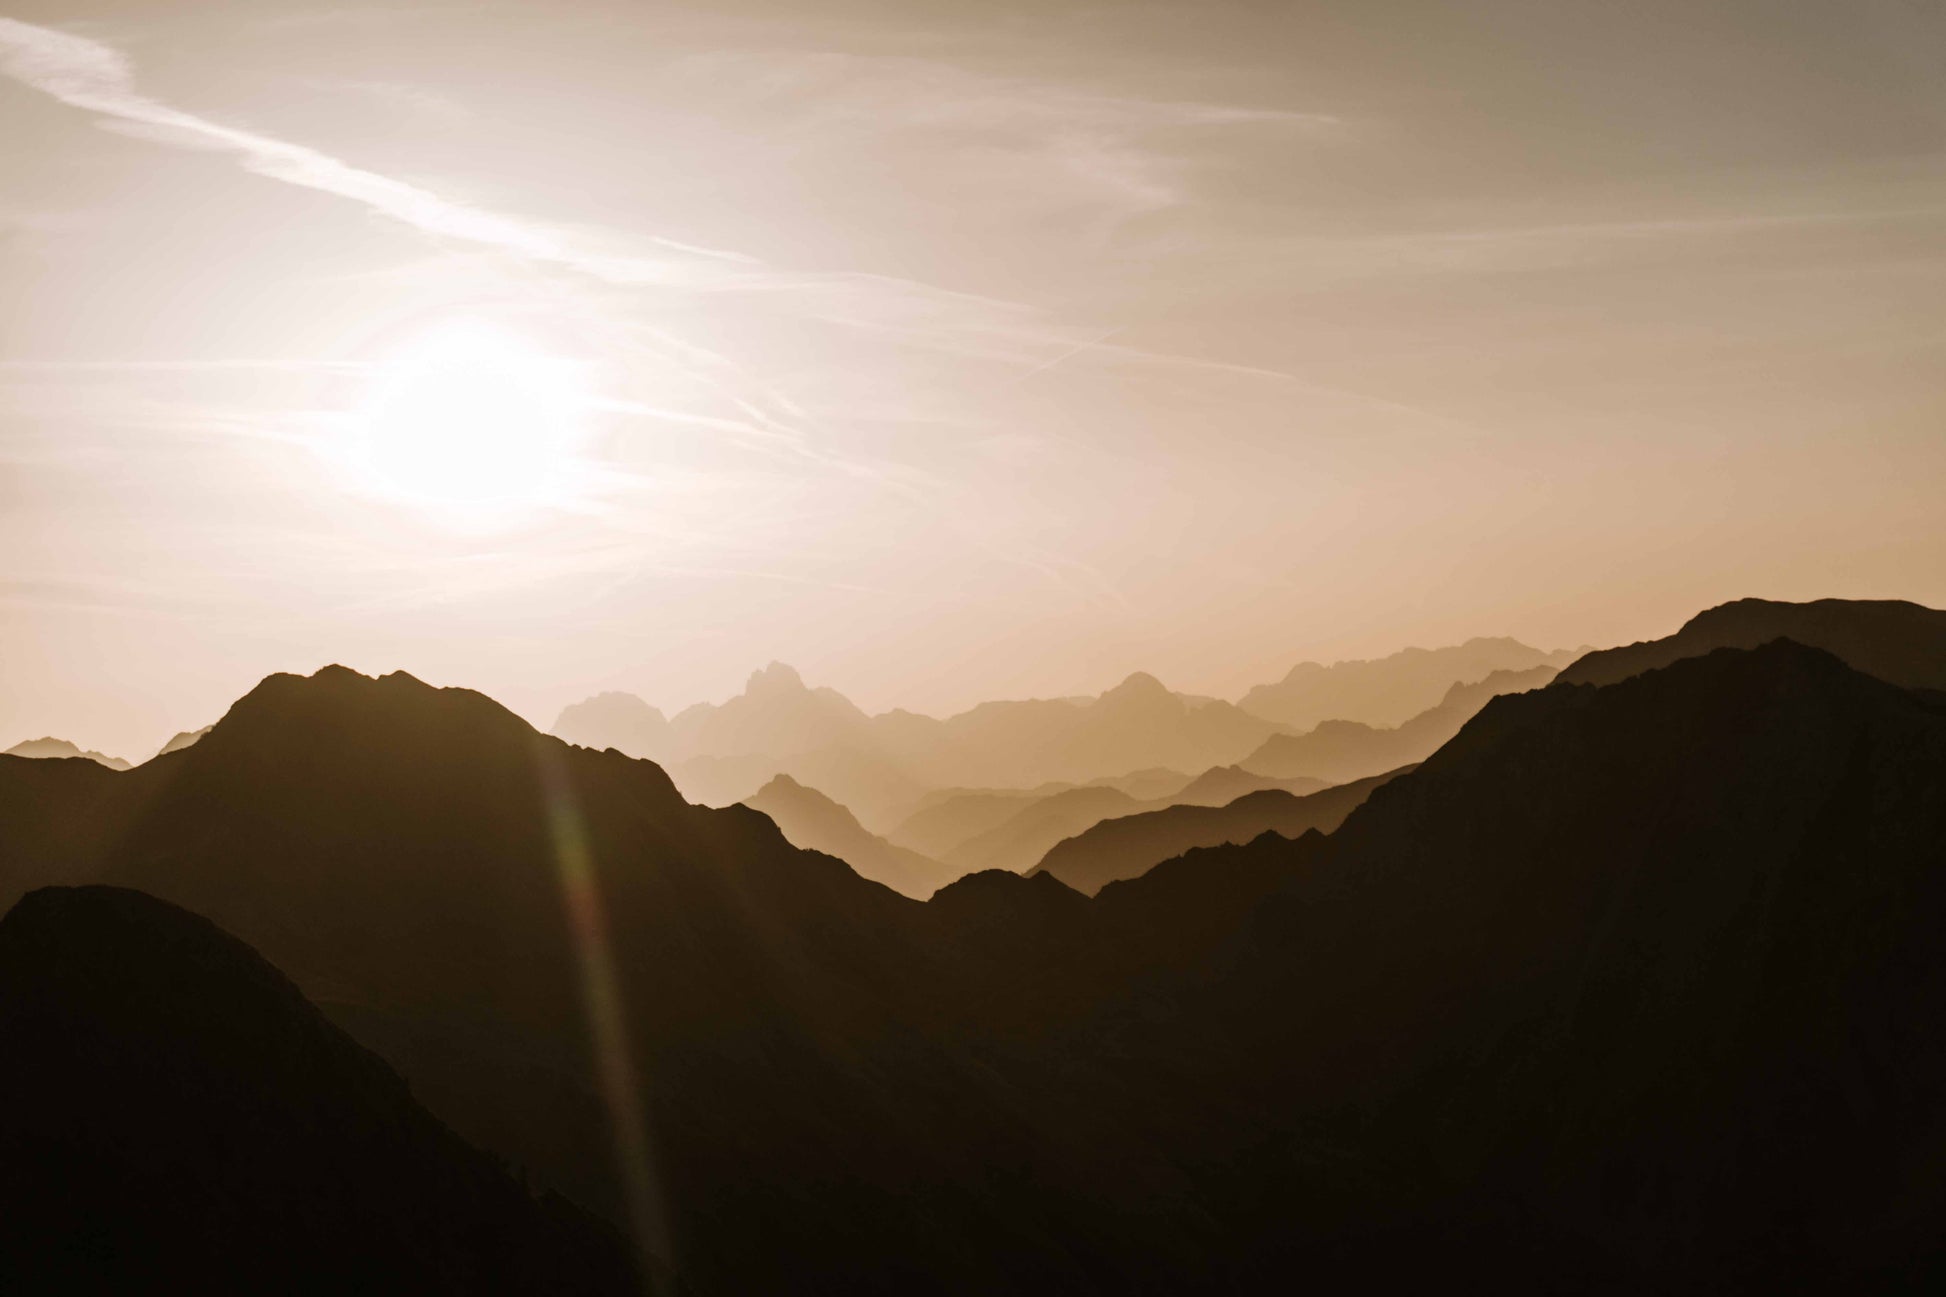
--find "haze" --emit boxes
[3,0,1942,757]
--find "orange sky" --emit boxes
[2,1,1942,757]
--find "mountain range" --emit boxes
[1237,636,1584,728]
[1241,663,1562,783]
[742,774,959,899]
[1030,767,1409,896]
[5,596,1944,1290]
[552,634,1580,829]
[3,736,131,770]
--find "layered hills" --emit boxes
[5,597,1943,1291]
[1236,636,1582,728]
[1031,767,1409,896]
[742,774,958,899]
[1241,663,1559,783]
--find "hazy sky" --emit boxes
[3,0,1943,756]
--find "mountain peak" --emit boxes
[745,661,807,695]
[1101,671,1171,703]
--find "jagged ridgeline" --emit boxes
[1,597,1943,1293]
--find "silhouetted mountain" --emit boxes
[1559,596,1946,691]
[940,784,1142,877]
[1241,664,1558,782]
[0,885,636,1295]
[152,723,211,758]
[1031,768,1408,896]
[553,691,669,759]
[743,774,958,899]
[4,736,130,770]
[1169,764,1327,805]
[886,769,1192,859]
[0,665,1204,1293]
[1085,641,1946,1288]
[1237,637,1583,729]
[8,631,1944,1291]
[666,743,930,833]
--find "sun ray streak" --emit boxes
[532,738,669,1288]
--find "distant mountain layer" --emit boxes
[906,767,1331,879]
[555,664,1289,823]
[887,768,1193,860]
[1560,596,1946,691]
[153,724,211,758]
[3,736,130,770]
[1031,768,1409,896]
[0,885,636,1294]
[1242,664,1558,783]
[743,775,959,899]
[1237,637,1583,729]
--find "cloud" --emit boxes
[0,18,750,283]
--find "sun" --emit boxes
[353,319,591,520]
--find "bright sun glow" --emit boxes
[354,320,591,520]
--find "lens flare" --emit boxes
[533,737,668,1282]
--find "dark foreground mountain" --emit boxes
[742,774,958,898]
[0,885,635,1295]
[1115,640,1946,1290]
[1560,596,1946,690]
[0,666,1200,1292]
[1030,767,1408,895]
[4,618,1944,1292]
[1241,663,1557,782]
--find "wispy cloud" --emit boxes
[0,18,751,282]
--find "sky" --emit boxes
[2,0,1943,757]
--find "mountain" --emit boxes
[8,626,1944,1290]
[1559,596,1946,691]
[939,784,1143,877]
[1089,641,1946,1287]
[1237,637,1583,729]
[886,768,1193,859]
[1031,768,1408,896]
[669,661,875,758]
[0,664,1202,1293]
[553,665,1284,824]
[1168,764,1327,806]
[3,736,131,770]
[743,774,959,899]
[552,692,669,759]
[0,885,636,1294]
[1241,664,1558,782]
[153,724,211,758]
[667,743,931,832]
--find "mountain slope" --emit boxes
[940,784,1143,877]
[553,691,670,759]
[0,885,636,1295]
[1241,664,1557,782]
[743,774,958,898]
[1105,641,1946,1288]
[1031,767,1408,895]
[1559,596,1946,691]
[1238,637,1581,729]
[0,665,1203,1294]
